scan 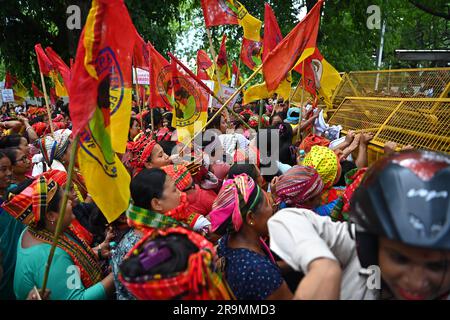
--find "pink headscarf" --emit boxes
[209,174,260,233]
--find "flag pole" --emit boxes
[133,64,144,131]
[296,63,305,141]
[39,72,54,137]
[41,134,79,294]
[180,63,263,155]
[168,52,251,130]
[205,27,224,113]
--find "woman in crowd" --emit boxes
[1,172,115,300]
[32,129,72,176]
[0,150,25,300]
[272,165,324,212]
[111,167,209,299]
[5,147,32,185]
[210,174,293,300]
[125,134,171,177]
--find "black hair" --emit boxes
[206,111,222,130]
[215,181,265,236]
[2,148,18,165]
[0,134,24,149]
[334,160,357,187]
[130,168,167,210]
[128,117,139,141]
[227,164,259,181]
[158,140,177,157]
[8,179,62,230]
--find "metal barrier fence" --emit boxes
[326,68,450,163]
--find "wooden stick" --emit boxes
[133,66,144,131]
[296,63,305,141]
[180,63,263,155]
[206,27,224,112]
[39,72,54,137]
[41,134,79,294]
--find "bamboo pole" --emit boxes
[296,63,305,141]
[206,27,224,112]
[180,63,263,154]
[41,134,79,294]
[133,66,144,131]
[39,72,54,137]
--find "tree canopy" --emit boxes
[1,0,448,87]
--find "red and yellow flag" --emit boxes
[201,0,261,41]
[148,42,172,109]
[243,3,291,105]
[45,47,71,93]
[169,55,210,144]
[5,72,29,103]
[294,48,342,107]
[263,0,323,92]
[240,38,262,71]
[231,60,242,88]
[69,0,135,222]
[214,35,230,84]
[196,50,213,81]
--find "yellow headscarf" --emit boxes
[303,145,341,189]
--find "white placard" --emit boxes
[132,68,150,85]
[212,84,238,109]
[1,89,14,103]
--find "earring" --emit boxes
[250,221,254,226]
[50,220,55,225]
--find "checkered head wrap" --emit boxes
[119,227,234,300]
[1,173,61,227]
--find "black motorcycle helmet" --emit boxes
[350,150,450,268]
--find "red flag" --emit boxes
[148,42,172,109]
[216,35,230,83]
[45,47,71,90]
[34,44,53,75]
[69,0,136,136]
[232,61,241,87]
[240,38,262,70]
[4,72,13,89]
[196,50,212,81]
[263,3,283,61]
[133,32,150,70]
[263,0,323,92]
[50,87,57,105]
[32,82,44,98]
[200,0,238,27]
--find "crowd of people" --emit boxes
[0,95,449,300]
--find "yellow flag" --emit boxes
[243,75,291,105]
[50,71,68,97]
[78,108,131,223]
[318,58,342,108]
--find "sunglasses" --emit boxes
[15,156,29,163]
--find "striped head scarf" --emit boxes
[303,145,341,189]
[209,174,262,233]
[1,174,59,227]
[274,165,324,209]
[37,129,72,167]
[162,164,193,192]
